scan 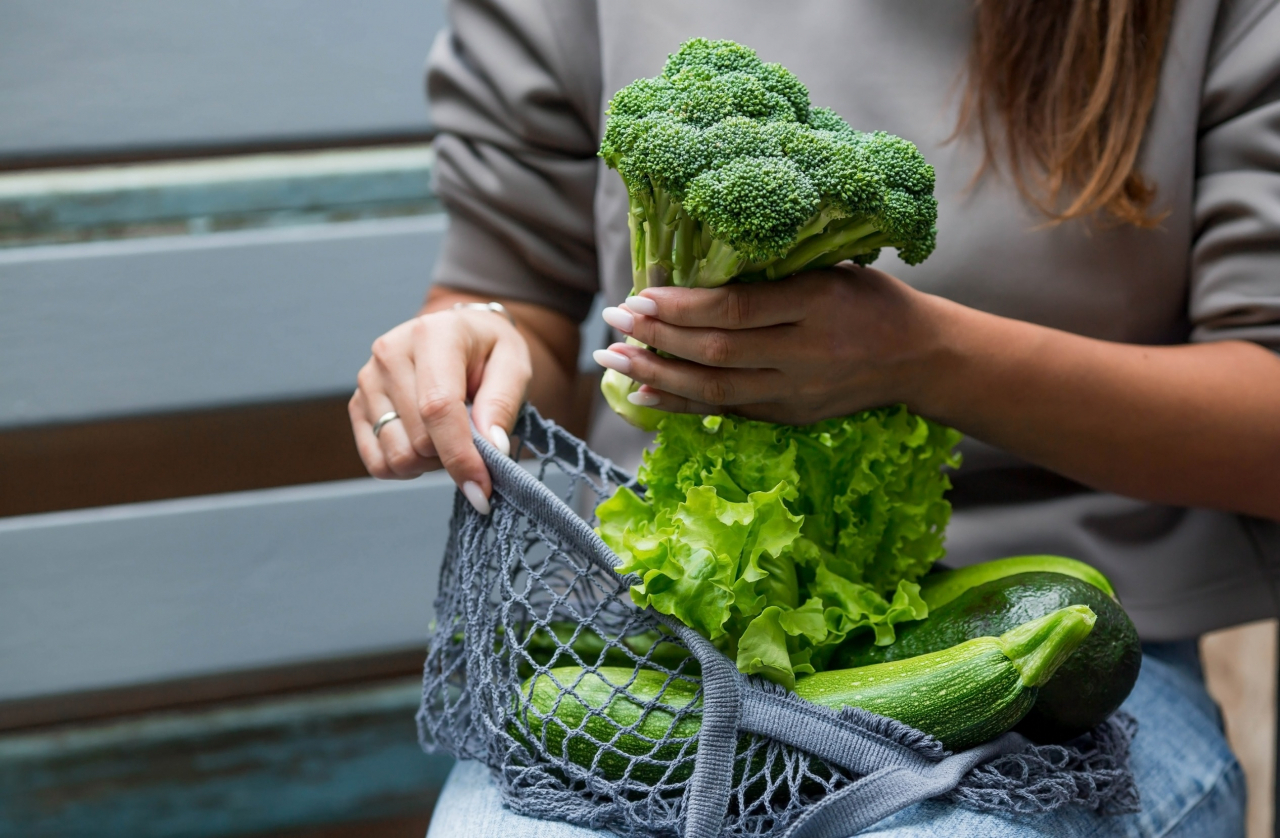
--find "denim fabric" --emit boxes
[425,647,1245,838]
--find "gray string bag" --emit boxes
[418,406,1140,838]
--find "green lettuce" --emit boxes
[596,408,960,689]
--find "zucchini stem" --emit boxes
[998,605,1096,688]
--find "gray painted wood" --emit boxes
[0,475,455,703]
[0,0,443,161]
[0,215,445,427]
[0,679,453,838]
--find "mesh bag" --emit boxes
[419,406,1140,838]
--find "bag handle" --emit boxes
[781,733,1026,837]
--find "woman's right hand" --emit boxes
[349,298,533,514]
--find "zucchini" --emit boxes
[520,622,694,674]
[835,571,1140,743]
[517,606,1095,781]
[920,555,1115,610]
[447,623,696,678]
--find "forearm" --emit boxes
[424,286,581,427]
[915,296,1280,520]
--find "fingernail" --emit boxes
[601,306,634,333]
[592,348,632,374]
[489,425,510,457]
[627,390,661,407]
[624,295,658,316]
[461,480,491,515]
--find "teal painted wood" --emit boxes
[0,146,438,248]
[0,680,453,838]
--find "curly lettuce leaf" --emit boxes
[597,406,960,687]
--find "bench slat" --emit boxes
[0,0,443,162]
[0,476,453,702]
[0,215,444,427]
[0,679,453,838]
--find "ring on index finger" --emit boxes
[372,411,401,437]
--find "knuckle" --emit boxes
[700,373,733,406]
[701,332,734,366]
[408,430,434,456]
[824,276,855,308]
[724,288,750,327]
[368,464,393,479]
[370,335,396,365]
[668,293,692,323]
[486,392,523,422]
[386,446,421,474]
[418,390,456,424]
[355,366,375,392]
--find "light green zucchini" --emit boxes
[516,605,1096,782]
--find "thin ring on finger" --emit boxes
[350,390,391,477]
[372,410,400,437]
[366,394,428,478]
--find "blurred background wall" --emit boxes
[0,2,461,835]
[0,3,1273,838]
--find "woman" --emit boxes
[351,1,1280,834]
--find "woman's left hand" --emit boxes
[592,265,945,425]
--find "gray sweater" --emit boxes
[425,0,1280,639]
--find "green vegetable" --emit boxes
[518,606,1097,780]
[837,571,1140,743]
[597,37,938,428]
[519,622,694,674]
[595,38,960,687]
[920,555,1116,611]
[599,411,959,689]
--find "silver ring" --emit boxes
[372,410,400,437]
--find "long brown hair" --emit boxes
[960,0,1177,227]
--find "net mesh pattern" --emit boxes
[418,407,1138,838]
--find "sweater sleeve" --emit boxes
[425,0,603,322]
[1191,0,1280,349]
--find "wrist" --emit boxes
[895,290,959,417]
[898,292,1007,423]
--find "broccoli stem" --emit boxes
[695,239,748,287]
[627,196,649,291]
[671,206,701,287]
[756,217,880,280]
[805,230,896,272]
[629,191,896,291]
[641,188,682,288]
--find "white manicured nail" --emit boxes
[593,349,632,374]
[489,425,510,457]
[601,306,634,333]
[461,480,491,515]
[624,295,658,316]
[627,390,661,407]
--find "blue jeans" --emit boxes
[426,644,1245,837]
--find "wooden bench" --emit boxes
[0,4,472,834]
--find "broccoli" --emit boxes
[599,38,939,427]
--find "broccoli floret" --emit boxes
[599,39,938,428]
[601,38,938,293]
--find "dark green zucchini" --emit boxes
[517,606,1096,781]
[835,571,1141,743]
